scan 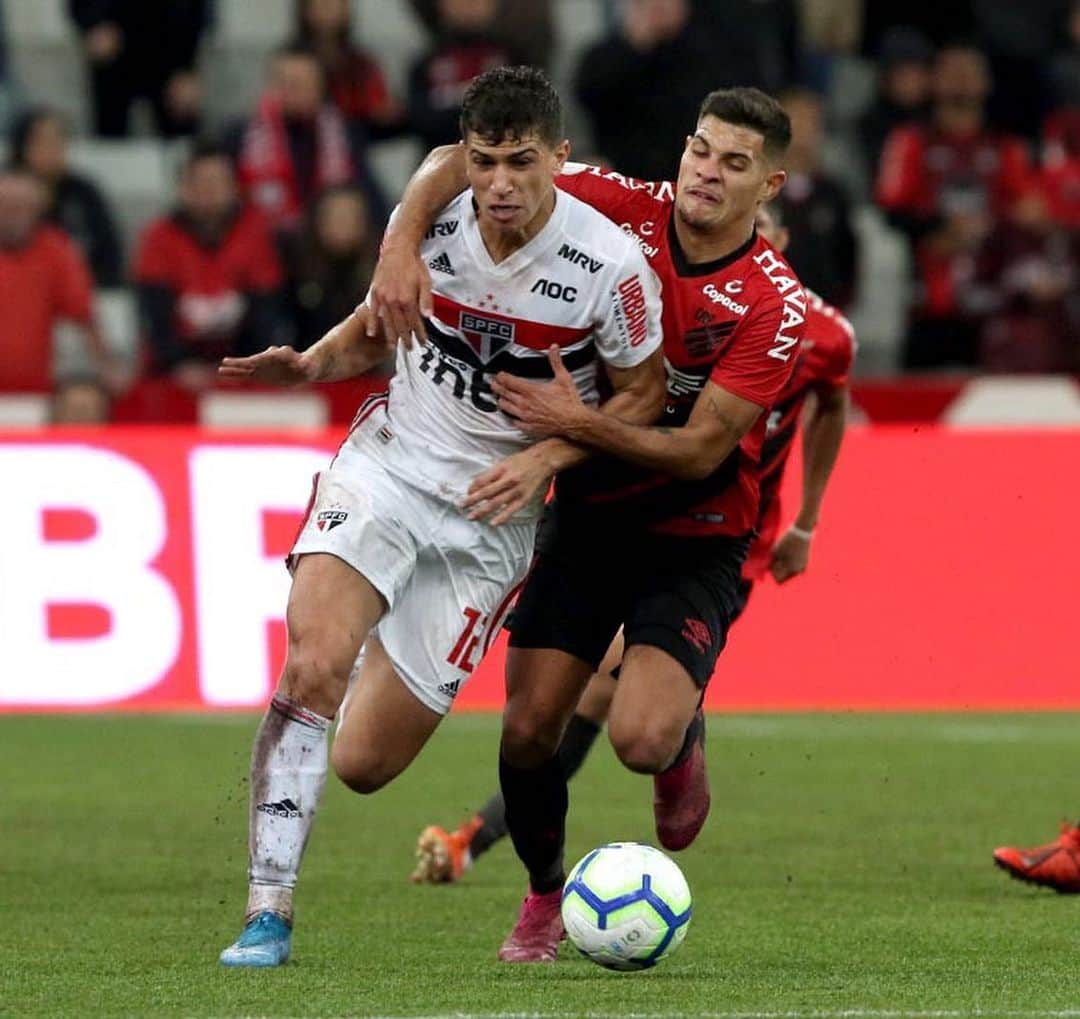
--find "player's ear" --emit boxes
[553,139,570,173]
[761,168,786,203]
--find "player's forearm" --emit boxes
[795,398,847,531]
[530,382,663,473]
[301,310,383,382]
[384,145,468,250]
[563,410,739,481]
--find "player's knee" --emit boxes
[330,741,395,795]
[501,705,563,767]
[608,717,680,774]
[281,646,349,717]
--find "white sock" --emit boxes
[246,694,332,923]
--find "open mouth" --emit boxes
[686,188,720,204]
[488,204,521,221]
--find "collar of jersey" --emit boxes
[668,217,758,278]
[463,189,570,276]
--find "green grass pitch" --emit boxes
[3,712,1079,1018]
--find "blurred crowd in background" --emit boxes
[0,0,1076,423]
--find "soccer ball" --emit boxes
[561,842,692,970]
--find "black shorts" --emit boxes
[509,506,751,689]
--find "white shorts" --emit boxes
[290,409,534,715]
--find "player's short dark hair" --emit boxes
[459,66,563,147]
[697,87,792,163]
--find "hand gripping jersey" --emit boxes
[552,164,806,538]
[374,188,663,518]
[743,289,856,580]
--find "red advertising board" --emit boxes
[0,426,1075,712]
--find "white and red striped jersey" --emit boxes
[374,188,663,518]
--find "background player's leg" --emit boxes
[223,553,385,966]
[331,636,442,794]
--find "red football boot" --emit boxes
[993,822,1080,893]
[497,887,564,962]
[653,710,710,851]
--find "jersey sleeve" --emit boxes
[557,163,671,224]
[132,221,176,286]
[708,291,802,408]
[874,126,926,213]
[53,233,94,323]
[591,246,663,369]
[810,313,856,392]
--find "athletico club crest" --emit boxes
[316,510,348,532]
[459,310,515,362]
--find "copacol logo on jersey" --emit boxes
[460,311,515,362]
[315,510,348,532]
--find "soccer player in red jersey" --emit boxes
[407,200,856,886]
[994,823,1080,893]
[363,87,809,961]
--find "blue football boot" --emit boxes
[219,911,292,967]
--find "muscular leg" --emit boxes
[499,647,594,893]
[331,635,442,794]
[468,633,623,863]
[245,553,385,923]
[606,643,701,774]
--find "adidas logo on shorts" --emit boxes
[437,678,462,698]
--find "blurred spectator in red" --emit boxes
[876,42,1033,370]
[234,44,384,233]
[279,184,378,350]
[857,27,935,182]
[969,185,1079,372]
[52,376,111,423]
[407,0,519,152]
[1041,109,1080,227]
[9,109,123,286]
[777,87,858,308]
[0,168,114,393]
[291,0,406,139]
[133,143,285,391]
[409,0,555,70]
[574,0,718,181]
[68,0,209,138]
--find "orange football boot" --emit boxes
[410,816,484,884]
[993,822,1080,893]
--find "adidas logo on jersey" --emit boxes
[429,251,455,275]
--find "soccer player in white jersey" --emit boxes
[215,66,665,967]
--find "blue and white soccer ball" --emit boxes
[561,842,692,970]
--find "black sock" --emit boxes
[470,714,600,861]
[667,709,704,771]
[556,713,601,780]
[469,791,507,859]
[499,748,568,894]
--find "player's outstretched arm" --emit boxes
[218,305,391,385]
[367,145,468,344]
[770,385,848,583]
[493,347,759,481]
[465,348,665,524]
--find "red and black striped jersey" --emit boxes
[743,289,856,579]
[552,164,806,538]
